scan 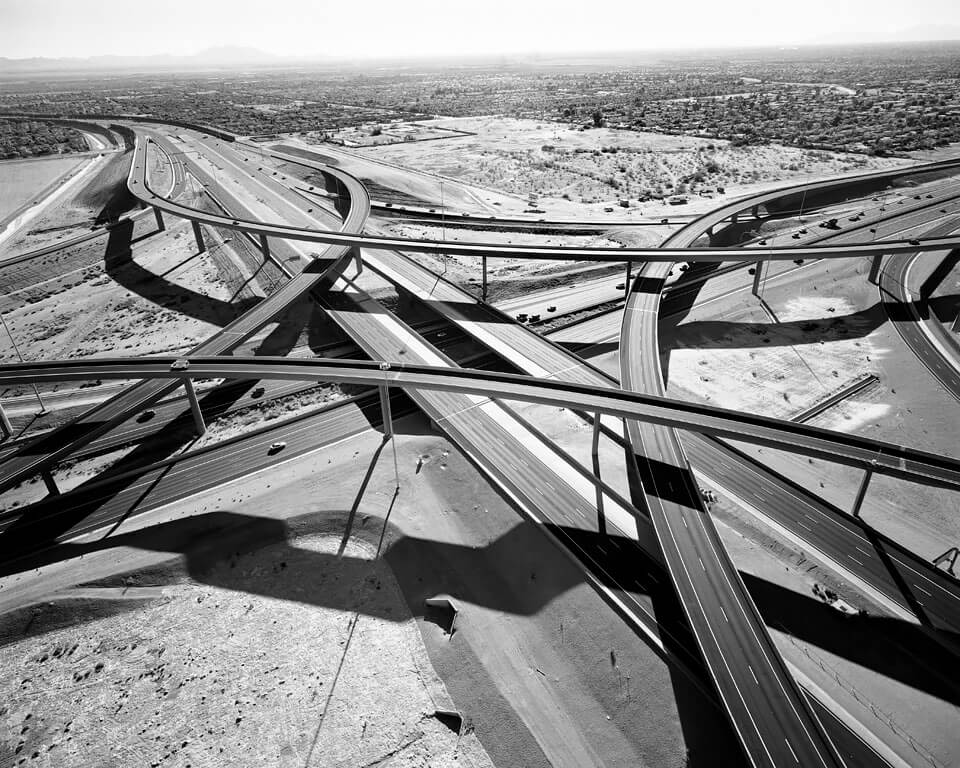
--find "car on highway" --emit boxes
[137,409,156,423]
[252,386,266,399]
[547,305,557,312]
[616,282,625,290]
[171,359,190,371]
[529,314,541,322]
[268,441,287,455]
[516,313,528,322]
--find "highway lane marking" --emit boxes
[854,545,873,557]
[916,586,932,597]
[748,665,759,685]
[720,606,729,623]
[655,510,775,766]
[848,555,864,566]
[692,485,840,765]
[785,738,799,764]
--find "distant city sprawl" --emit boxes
[2,42,959,155]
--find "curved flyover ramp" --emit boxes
[0,135,369,496]
[619,160,960,767]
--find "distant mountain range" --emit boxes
[0,46,296,74]
[3,34,960,75]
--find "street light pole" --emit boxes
[0,312,45,412]
[441,180,448,276]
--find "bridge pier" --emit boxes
[192,220,206,253]
[41,469,59,497]
[867,254,883,284]
[259,234,271,262]
[751,204,760,218]
[851,469,872,518]
[153,206,165,232]
[625,261,632,299]
[952,304,960,333]
[0,401,12,439]
[182,378,206,436]
[379,385,393,437]
[481,255,488,302]
[751,261,764,297]
[379,384,401,488]
[731,212,739,225]
[591,412,606,536]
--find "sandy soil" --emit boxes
[0,415,725,768]
[0,212,254,366]
[351,117,906,218]
[0,528,492,767]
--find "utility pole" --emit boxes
[441,180,448,276]
[0,312,44,413]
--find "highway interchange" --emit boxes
[1,116,960,767]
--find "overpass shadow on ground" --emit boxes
[104,218,261,327]
[4,505,959,710]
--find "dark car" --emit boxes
[137,409,156,423]
[268,441,287,455]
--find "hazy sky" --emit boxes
[2,0,960,59]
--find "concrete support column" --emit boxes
[191,220,206,253]
[481,255,488,303]
[731,212,739,225]
[591,412,606,536]
[752,261,764,297]
[153,206,165,232]
[951,304,960,333]
[182,378,206,436]
[625,261,632,299]
[41,469,59,497]
[348,246,363,276]
[259,234,271,262]
[379,385,393,437]
[851,469,872,518]
[751,204,760,219]
[0,401,12,439]
[867,253,883,285]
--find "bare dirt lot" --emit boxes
[353,117,907,217]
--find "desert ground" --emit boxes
[349,117,908,216]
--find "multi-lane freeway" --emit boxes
[3,116,960,768]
